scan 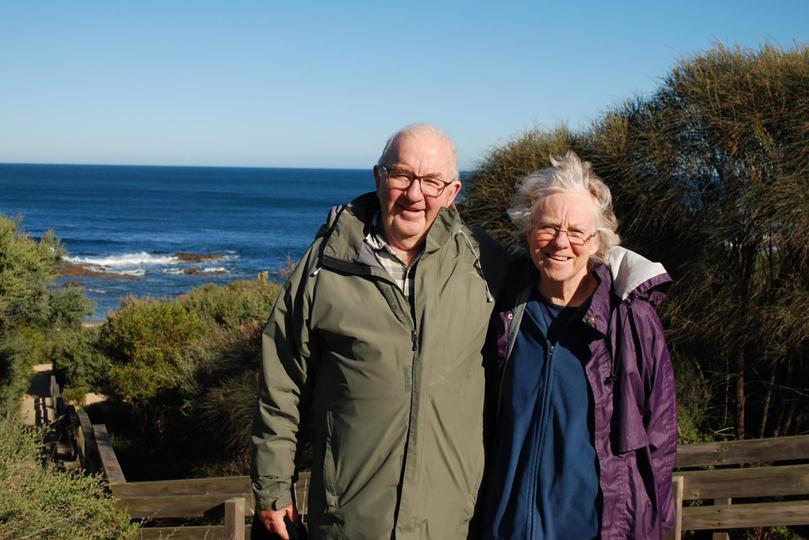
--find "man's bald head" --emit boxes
[378,124,459,181]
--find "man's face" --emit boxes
[375,133,461,253]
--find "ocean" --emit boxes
[0,163,372,320]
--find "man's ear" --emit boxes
[373,165,381,189]
[446,181,463,205]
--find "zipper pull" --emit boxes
[411,330,418,351]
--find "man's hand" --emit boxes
[257,505,298,540]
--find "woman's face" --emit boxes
[526,191,600,288]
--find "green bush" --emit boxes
[180,275,280,331]
[49,327,110,400]
[0,214,93,416]
[0,418,138,539]
[0,215,92,332]
[196,370,257,466]
[0,216,61,331]
[87,276,281,479]
[0,327,47,417]
[48,286,94,329]
[99,297,206,403]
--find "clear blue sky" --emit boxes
[1,1,806,170]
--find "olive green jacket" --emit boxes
[251,193,507,539]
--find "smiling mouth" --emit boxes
[543,252,572,262]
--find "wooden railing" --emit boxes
[106,474,309,539]
[45,373,289,538]
[48,366,807,540]
[671,434,809,539]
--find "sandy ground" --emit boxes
[84,392,107,405]
[20,363,54,426]
[19,364,107,426]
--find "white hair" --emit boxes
[507,150,620,262]
[377,124,459,180]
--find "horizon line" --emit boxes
[0,161,476,174]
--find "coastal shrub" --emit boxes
[49,327,110,400]
[0,216,61,331]
[0,418,138,539]
[99,297,206,403]
[0,214,93,416]
[0,327,47,417]
[47,286,94,329]
[90,276,280,479]
[195,370,257,473]
[0,215,91,332]
[180,274,280,331]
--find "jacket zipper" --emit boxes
[528,341,554,536]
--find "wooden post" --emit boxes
[64,404,78,461]
[75,411,95,472]
[93,424,126,484]
[225,497,246,540]
[666,475,683,540]
[48,375,59,424]
[49,374,59,402]
[711,498,731,540]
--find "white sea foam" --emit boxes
[117,269,146,277]
[67,252,179,267]
[201,267,228,273]
[163,268,186,275]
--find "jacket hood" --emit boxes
[584,249,671,337]
[606,246,671,306]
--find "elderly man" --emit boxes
[251,124,506,539]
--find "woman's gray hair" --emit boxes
[507,150,620,262]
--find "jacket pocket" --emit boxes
[613,355,650,455]
[323,410,339,512]
[615,425,649,455]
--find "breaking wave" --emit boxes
[66,252,179,267]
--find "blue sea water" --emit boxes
[0,163,372,320]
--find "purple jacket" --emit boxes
[489,247,677,539]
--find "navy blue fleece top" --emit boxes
[484,289,600,539]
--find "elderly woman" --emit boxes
[482,151,677,539]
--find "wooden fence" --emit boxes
[94,433,809,539]
[48,370,809,539]
[672,434,809,539]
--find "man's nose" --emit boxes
[404,177,424,200]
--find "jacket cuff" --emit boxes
[255,491,294,512]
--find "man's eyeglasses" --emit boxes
[533,223,596,247]
[379,166,455,198]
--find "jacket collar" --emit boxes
[321,191,462,265]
